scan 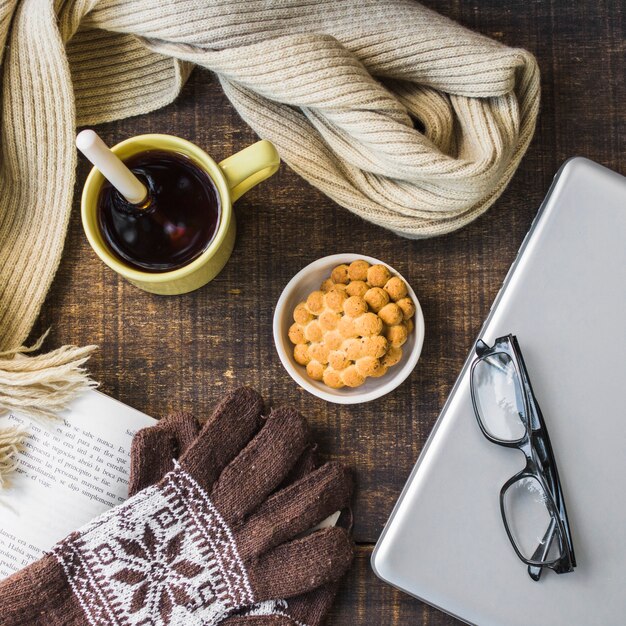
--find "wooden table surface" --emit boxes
[34,1,624,624]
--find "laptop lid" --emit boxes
[372,158,626,625]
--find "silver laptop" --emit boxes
[372,158,626,625]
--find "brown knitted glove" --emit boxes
[129,392,353,626]
[0,387,353,625]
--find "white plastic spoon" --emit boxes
[76,130,148,206]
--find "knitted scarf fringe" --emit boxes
[0,332,97,487]
[0,426,25,489]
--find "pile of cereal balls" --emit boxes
[288,259,416,389]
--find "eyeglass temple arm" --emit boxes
[527,398,576,566]
[527,517,557,581]
[516,341,576,568]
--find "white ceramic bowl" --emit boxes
[273,254,425,404]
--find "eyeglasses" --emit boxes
[470,334,576,581]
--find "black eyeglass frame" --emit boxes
[470,334,576,581]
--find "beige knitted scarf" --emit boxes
[0,0,539,481]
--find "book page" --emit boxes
[0,390,155,579]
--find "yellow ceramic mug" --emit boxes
[81,134,280,295]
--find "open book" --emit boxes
[0,390,155,579]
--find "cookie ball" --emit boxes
[328,350,351,371]
[323,289,347,313]
[331,283,348,294]
[367,264,392,287]
[405,318,414,334]
[306,290,325,314]
[293,344,310,365]
[385,323,408,348]
[323,367,345,389]
[304,320,323,343]
[318,310,341,331]
[381,346,403,367]
[338,316,358,338]
[369,363,389,378]
[320,278,335,292]
[396,297,416,320]
[361,335,388,359]
[348,259,370,281]
[378,302,403,326]
[342,338,362,360]
[355,356,383,377]
[306,360,324,380]
[343,295,368,318]
[354,312,383,337]
[331,264,350,284]
[324,330,343,351]
[294,302,313,325]
[289,323,306,345]
[384,276,408,302]
[308,342,330,365]
[341,364,366,388]
[364,287,389,313]
[346,280,369,298]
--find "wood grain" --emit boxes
[32,1,624,623]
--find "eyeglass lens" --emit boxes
[472,352,526,442]
[502,476,563,564]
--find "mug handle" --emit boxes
[218,140,280,202]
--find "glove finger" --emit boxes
[211,406,310,526]
[285,583,340,626]
[129,412,199,496]
[167,410,202,451]
[248,527,353,601]
[236,462,353,560]
[280,444,319,488]
[179,386,263,489]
